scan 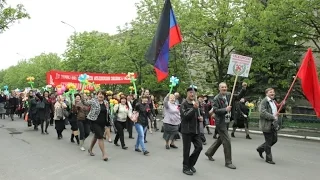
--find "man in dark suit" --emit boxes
[256,88,282,164]
[205,82,247,169]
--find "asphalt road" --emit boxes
[0,118,319,180]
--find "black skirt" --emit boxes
[90,121,105,139]
[55,119,65,131]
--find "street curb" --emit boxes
[207,125,320,141]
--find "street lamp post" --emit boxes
[16,53,26,58]
[61,21,76,32]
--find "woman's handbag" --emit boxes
[63,109,69,118]
[130,111,139,122]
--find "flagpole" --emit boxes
[180,44,201,116]
[277,71,299,114]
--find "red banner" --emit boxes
[46,70,135,90]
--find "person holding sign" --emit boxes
[205,82,247,169]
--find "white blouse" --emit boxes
[114,104,132,122]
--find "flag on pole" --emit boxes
[297,48,320,117]
[145,0,182,82]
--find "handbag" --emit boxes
[130,111,139,122]
[63,109,70,118]
[36,101,45,109]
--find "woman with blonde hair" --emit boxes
[162,94,181,149]
[53,95,67,139]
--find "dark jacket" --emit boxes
[212,88,246,127]
[180,99,203,134]
[135,103,152,127]
[28,97,37,115]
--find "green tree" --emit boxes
[232,0,308,99]
[0,0,30,33]
[63,31,117,72]
[1,53,61,89]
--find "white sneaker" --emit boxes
[80,146,85,151]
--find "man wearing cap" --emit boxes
[205,82,247,169]
[180,86,203,176]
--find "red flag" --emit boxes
[297,48,320,117]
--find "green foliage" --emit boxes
[0,0,30,33]
[1,0,319,101]
[0,53,61,89]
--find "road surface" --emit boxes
[0,118,319,180]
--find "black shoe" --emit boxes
[213,135,217,139]
[190,167,196,173]
[122,146,128,150]
[129,137,134,139]
[203,142,207,145]
[256,149,264,159]
[182,169,193,176]
[208,131,212,135]
[266,160,275,164]
[246,135,252,139]
[170,144,178,149]
[231,132,235,138]
[166,145,170,149]
[114,143,120,147]
[41,132,45,135]
[45,131,49,135]
[143,150,150,155]
[144,140,147,143]
[204,152,215,161]
[135,149,142,152]
[225,163,236,169]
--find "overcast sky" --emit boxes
[0,0,139,70]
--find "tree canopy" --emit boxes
[0,0,319,99]
[0,0,29,34]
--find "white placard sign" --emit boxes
[227,54,252,77]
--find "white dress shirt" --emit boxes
[267,97,277,116]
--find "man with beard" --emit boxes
[180,86,203,175]
[205,82,247,169]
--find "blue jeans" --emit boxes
[135,123,147,152]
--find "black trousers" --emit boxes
[126,118,133,138]
[182,133,203,169]
[49,113,54,125]
[257,131,278,161]
[114,121,127,147]
[206,124,232,164]
[78,120,90,140]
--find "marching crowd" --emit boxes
[0,82,282,176]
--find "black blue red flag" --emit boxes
[145,0,182,82]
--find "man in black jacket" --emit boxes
[180,86,203,176]
[205,82,247,169]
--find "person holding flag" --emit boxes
[256,48,320,165]
[180,86,203,175]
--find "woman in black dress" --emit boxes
[83,91,109,161]
[35,91,51,134]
